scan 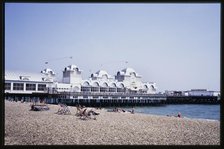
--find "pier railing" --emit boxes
[57,91,166,97]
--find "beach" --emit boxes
[5,100,220,145]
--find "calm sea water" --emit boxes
[106,104,220,121]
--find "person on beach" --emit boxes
[131,107,135,114]
[57,103,63,113]
[113,107,118,112]
[177,112,182,118]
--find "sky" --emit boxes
[5,3,220,92]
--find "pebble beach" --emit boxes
[5,100,220,145]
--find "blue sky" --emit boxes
[5,3,220,92]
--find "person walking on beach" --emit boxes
[131,107,135,114]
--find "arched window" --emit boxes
[130,72,136,77]
[110,83,116,88]
[102,74,108,79]
[144,85,148,89]
[83,81,90,87]
[102,82,108,87]
[119,83,124,88]
[117,83,125,92]
[150,85,156,91]
[73,86,79,92]
[92,82,100,87]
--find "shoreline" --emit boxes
[107,108,220,122]
[5,100,220,145]
[102,105,220,121]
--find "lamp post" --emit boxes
[70,85,74,105]
[70,85,72,99]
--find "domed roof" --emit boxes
[95,70,108,77]
[41,68,55,75]
[119,67,141,77]
[92,70,113,79]
[121,68,136,75]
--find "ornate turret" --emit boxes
[62,64,82,84]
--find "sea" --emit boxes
[106,104,220,121]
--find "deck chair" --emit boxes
[56,103,71,115]
[76,106,99,120]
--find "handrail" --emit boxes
[57,91,166,97]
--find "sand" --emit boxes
[4,100,220,145]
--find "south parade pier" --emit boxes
[5,65,220,107]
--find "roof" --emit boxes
[5,70,53,82]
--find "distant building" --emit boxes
[165,90,184,96]
[187,89,214,96]
[212,91,220,97]
[165,89,220,97]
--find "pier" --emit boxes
[5,92,166,107]
[5,91,220,107]
[58,92,166,107]
[166,95,220,104]
[5,65,220,107]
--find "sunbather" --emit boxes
[76,106,99,120]
[56,103,71,115]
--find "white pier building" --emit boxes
[4,65,166,106]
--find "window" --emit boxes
[26,84,36,91]
[102,74,108,79]
[5,83,11,90]
[100,87,107,92]
[91,87,99,92]
[38,84,46,91]
[63,71,70,77]
[81,86,90,92]
[117,88,125,92]
[13,83,24,90]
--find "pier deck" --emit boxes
[166,95,219,104]
[5,92,220,107]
